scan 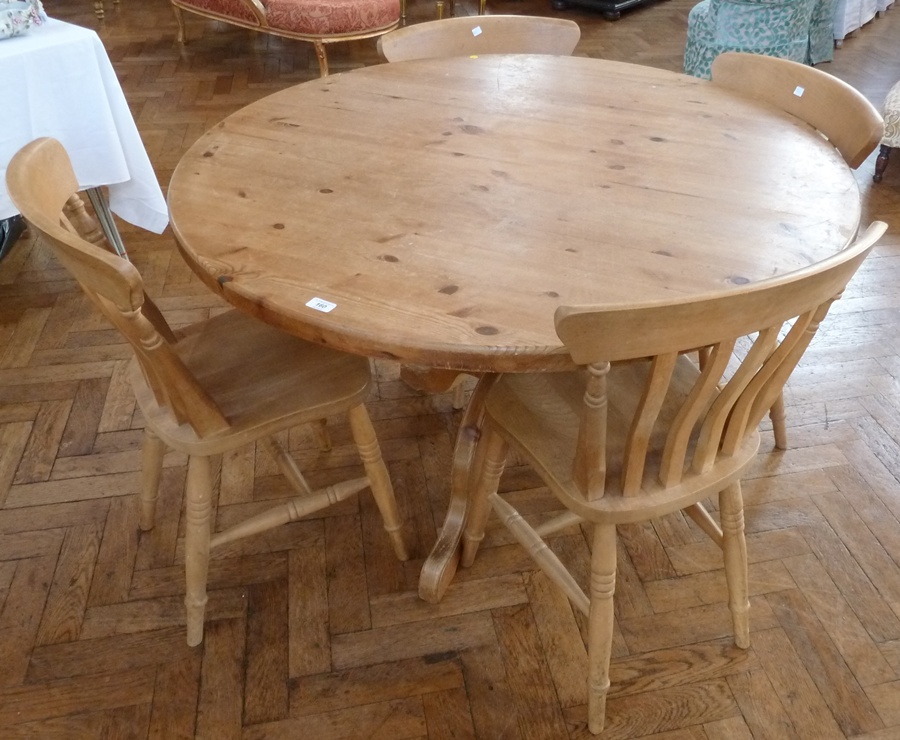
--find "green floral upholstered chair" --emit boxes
[808,0,837,64]
[684,0,834,80]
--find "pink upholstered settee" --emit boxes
[170,0,402,76]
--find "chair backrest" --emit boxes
[553,221,885,501]
[376,15,581,63]
[6,137,230,436]
[710,51,884,169]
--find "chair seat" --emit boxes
[483,359,760,524]
[131,308,373,455]
[179,0,400,36]
[883,79,900,147]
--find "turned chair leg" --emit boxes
[874,144,892,183]
[312,419,332,452]
[184,455,213,647]
[140,428,165,531]
[587,523,617,735]
[769,393,787,450]
[347,404,409,561]
[720,482,750,649]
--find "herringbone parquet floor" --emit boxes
[2,1,900,737]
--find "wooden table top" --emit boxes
[168,54,861,373]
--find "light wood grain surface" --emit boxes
[168,54,861,373]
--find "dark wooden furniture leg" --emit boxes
[874,144,892,182]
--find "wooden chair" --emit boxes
[380,14,580,410]
[377,15,581,63]
[7,137,409,647]
[459,221,885,734]
[709,51,883,449]
[710,51,884,170]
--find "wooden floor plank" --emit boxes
[459,643,522,740]
[290,654,464,716]
[492,603,571,739]
[781,552,896,688]
[243,697,428,740]
[0,703,152,740]
[766,588,884,736]
[331,611,497,669]
[195,618,245,740]
[243,579,290,725]
[287,545,331,678]
[26,627,195,683]
[422,686,477,740]
[147,648,202,739]
[750,627,846,740]
[0,667,156,727]
[34,522,104,646]
[568,678,741,739]
[726,668,799,740]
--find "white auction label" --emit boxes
[306,297,337,312]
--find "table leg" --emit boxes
[85,188,129,260]
[435,0,456,18]
[95,1,119,21]
[418,373,497,603]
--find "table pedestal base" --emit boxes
[418,374,497,603]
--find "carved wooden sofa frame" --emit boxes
[169,0,403,77]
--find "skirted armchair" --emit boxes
[684,0,836,80]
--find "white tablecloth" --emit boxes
[0,18,168,233]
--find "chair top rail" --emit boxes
[555,221,887,365]
[377,15,581,62]
[710,51,883,169]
